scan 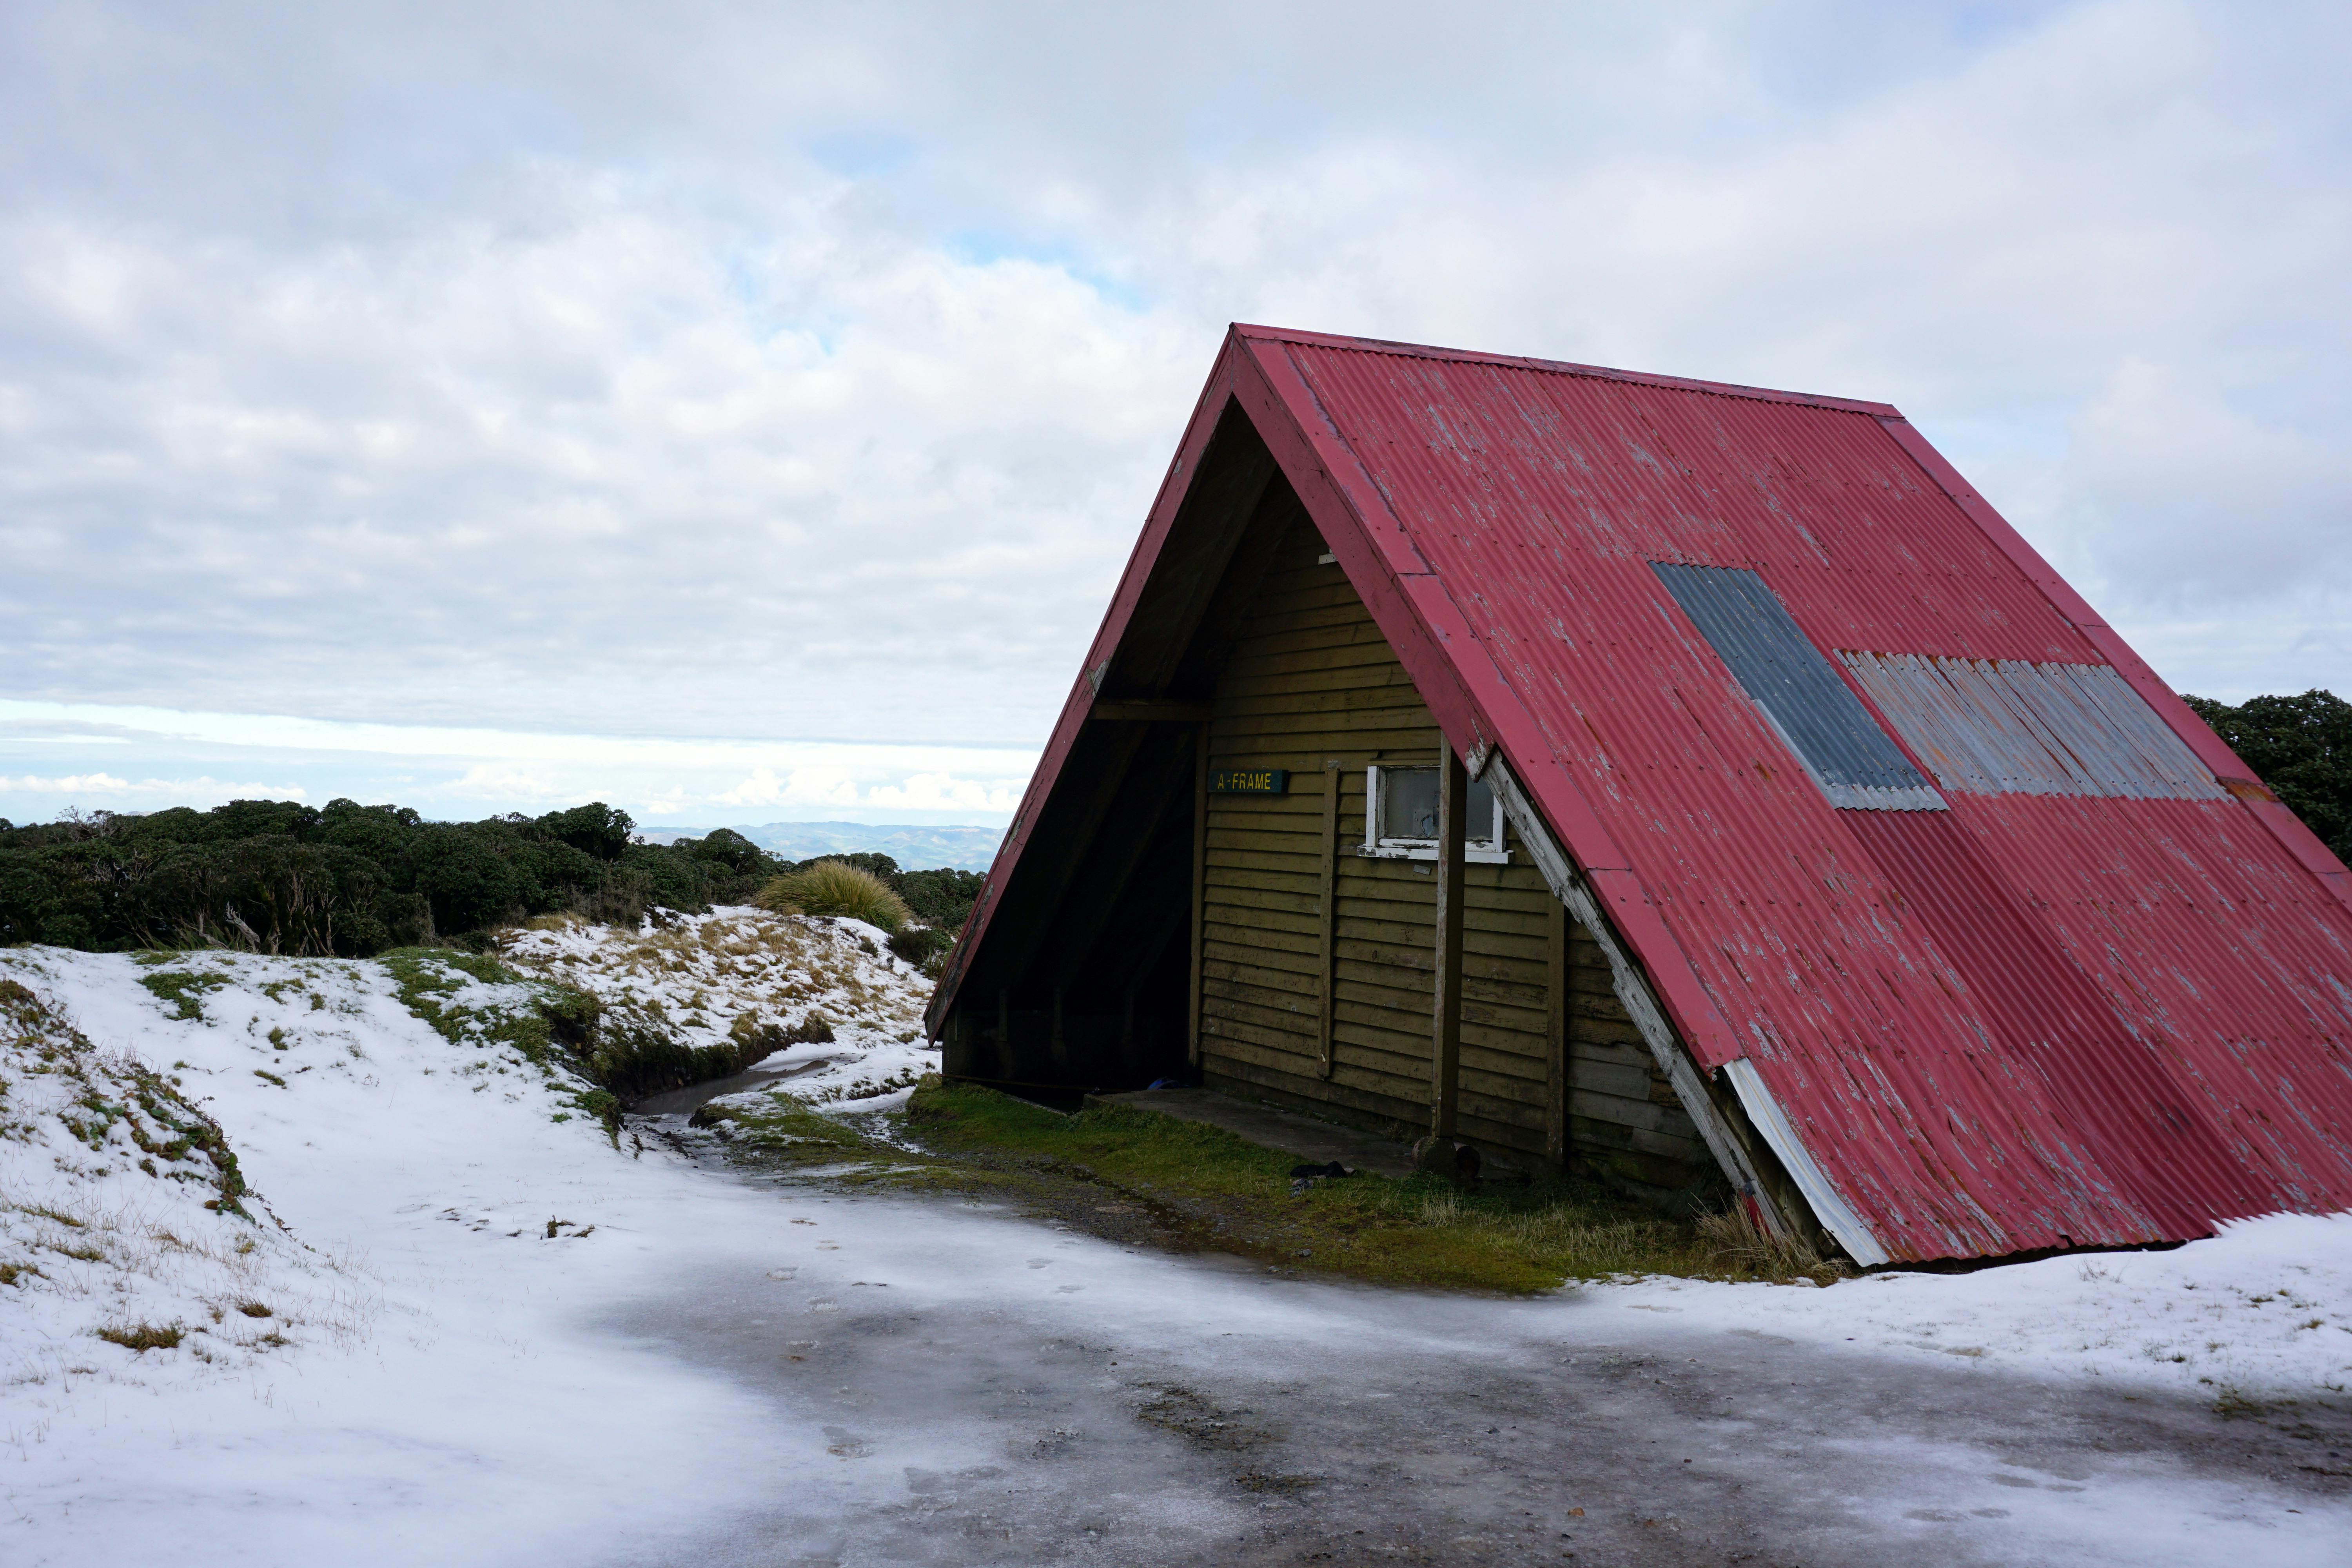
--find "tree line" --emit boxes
[0,798,985,957]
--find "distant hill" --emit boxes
[633,820,1005,871]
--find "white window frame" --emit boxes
[1361,764,1511,864]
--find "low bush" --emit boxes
[754,860,911,931]
[0,799,783,956]
[2184,688,2352,863]
[886,925,953,966]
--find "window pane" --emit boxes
[1649,561,1942,812]
[1379,768,1439,840]
[1377,768,1496,843]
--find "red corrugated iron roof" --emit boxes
[938,323,2352,1263]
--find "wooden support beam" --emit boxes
[1091,700,1215,722]
[1429,743,1467,1139]
[1051,987,1067,1069]
[1187,720,1210,1068]
[1546,898,1569,1167]
[1316,757,1342,1079]
[1482,753,1797,1238]
[996,989,1013,1079]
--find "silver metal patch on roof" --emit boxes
[1651,563,1945,812]
[1839,652,2227,802]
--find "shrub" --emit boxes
[887,925,953,966]
[536,802,634,861]
[898,866,985,931]
[2184,688,2352,863]
[753,860,911,932]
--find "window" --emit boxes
[1363,764,1510,863]
[1650,561,1944,812]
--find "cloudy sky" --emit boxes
[2,0,2346,826]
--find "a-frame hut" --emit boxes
[926,324,2352,1266]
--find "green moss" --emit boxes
[693,1092,913,1170]
[379,948,632,1140]
[137,967,231,1022]
[682,1076,1793,1292]
[892,1080,1812,1293]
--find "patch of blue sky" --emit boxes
[805,129,920,180]
[942,229,1151,314]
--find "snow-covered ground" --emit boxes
[1606,1211,2352,1405]
[1,919,2347,1566]
[497,905,940,1103]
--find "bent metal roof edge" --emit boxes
[930,323,2352,1263]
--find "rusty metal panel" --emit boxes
[1652,564,1943,811]
[1842,652,2229,801]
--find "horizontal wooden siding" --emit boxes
[1197,519,1708,1183]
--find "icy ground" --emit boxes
[1,923,2347,1566]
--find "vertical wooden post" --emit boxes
[1121,985,1136,1074]
[1430,744,1467,1140]
[1546,899,1570,1167]
[1316,758,1342,1079]
[1051,986,1067,1070]
[1187,721,1210,1069]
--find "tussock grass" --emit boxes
[753,861,911,933]
[96,1321,186,1353]
[1695,1204,1851,1283]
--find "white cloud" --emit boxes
[0,773,307,801]
[0,0,2344,808]
[0,699,1039,825]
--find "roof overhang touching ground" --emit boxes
[935,324,2352,1265]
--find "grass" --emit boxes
[97,1321,187,1353]
[378,948,621,1135]
[2,979,254,1217]
[753,860,912,932]
[136,967,232,1022]
[697,1076,1846,1293]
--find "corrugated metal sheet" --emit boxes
[1651,564,1944,812]
[1243,327,2352,1261]
[934,322,2352,1263]
[1841,652,2229,801]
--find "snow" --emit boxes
[496,905,940,1103]
[1,921,2347,1565]
[1588,1212,2352,1403]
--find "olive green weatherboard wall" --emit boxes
[1194,512,1710,1192]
